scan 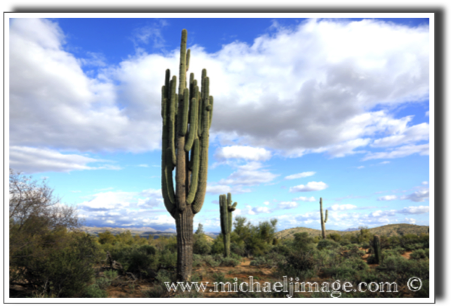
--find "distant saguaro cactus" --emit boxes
[373,235,382,264]
[161,29,214,281]
[319,197,328,239]
[219,193,237,257]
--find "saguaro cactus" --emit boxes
[161,29,214,281]
[219,193,237,257]
[319,197,328,239]
[373,235,382,264]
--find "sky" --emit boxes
[7,16,431,233]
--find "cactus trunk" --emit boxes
[161,29,214,281]
[319,198,328,239]
[373,235,382,264]
[219,193,237,257]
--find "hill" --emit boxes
[275,223,429,240]
[80,226,219,239]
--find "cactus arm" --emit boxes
[186,138,200,205]
[168,76,177,167]
[178,29,187,96]
[184,97,198,151]
[209,96,214,128]
[191,76,210,214]
[179,88,189,136]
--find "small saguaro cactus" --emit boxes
[319,197,328,239]
[219,193,237,257]
[161,29,214,281]
[373,235,382,264]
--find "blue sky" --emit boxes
[8,17,431,232]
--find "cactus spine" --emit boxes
[373,235,382,264]
[319,197,328,239]
[219,193,237,257]
[161,29,214,281]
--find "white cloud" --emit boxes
[215,146,272,161]
[285,171,316,180]
[219,162,278,186]
[279,201,298,209]
[363,144,429,160]
[397,206,429,214]
[371,123,429,148]
[328,204,357,211]
[206,184,251,195]
[292,196,317,202]
[9,146,119,173]
[245,205,271,215]
[401,190,429,202]
[289,181,328,192]
[422,181,428,185]
[10,18,429,161]
[377,195,398,201]
[403,217,417,224]
[264,201,270,205]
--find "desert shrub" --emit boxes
[366,254,377,264]
[202,255,221,267]
[192,254,203,268]
[278,249,318,280]
[250,256,267,267]
[410,249,429,260]
[340,240,351,246]
[220,256,240,267]
[292,232,315,250]
[377,255,429,283]
[193,228,211,255]
[322,257,368,280]
[83,284,108,298]
[12,230,100,297]
[317,239,340,250]
[211,235,225,255]
[328,233,342,242]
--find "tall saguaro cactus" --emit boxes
[319,197,328,239]
[161,29,214,281]
[219,193,237,257]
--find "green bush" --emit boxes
[13,231,100,297]
[410,249,429,260]
[83,284,108,298]
[317,239,340,250]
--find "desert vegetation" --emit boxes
[9,177,430,299]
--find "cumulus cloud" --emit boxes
[279,201,298,209]
[9,146,119,173]
[246,205,271,215]
[363,144,429,160]
[215,146,272,161]
[401,190,429,202]
[206,184,251,195]
[397,206,429,214]
[403,217,417,224]
[289,181,328,192]
[219,162,278,186]
[285,171,316,180]
[10,18,430,164]
[377,195,398,201]
[292,196,317,202]
[371,122,429,148]
[328,204,357,211]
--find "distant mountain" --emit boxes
[342,227,359,232]
[79,226,220,239]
